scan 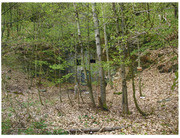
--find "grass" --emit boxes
[2,119,12,134]
[2,118,68,135]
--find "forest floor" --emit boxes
[1,47,178,135]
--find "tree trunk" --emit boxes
[120,3,129,114]
[127,41,146,116]
[16,5,19,33]
[147,3,150,21]
[172,3,178,19]
[67,89,73,107]
[74,3,96,107]
[58,23,62,103]
[35,10,43,106]
[74,37,78,99]
[38,17,44,106]
[58,50,62,103]
[73,33,84,104]
[87,3,96,106]
[137,39,143,97]
[2,17,5,38]
[9,3,13,28]
[133,4,143,97]
[102,4,113,89]
[92,3,107,110]
[113,3,129,114]
[6,24,10,38]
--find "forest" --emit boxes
[1,2,178,135]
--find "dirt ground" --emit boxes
[1,48,178,135]
[1,64,178,135]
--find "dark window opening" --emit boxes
[90,59,96,63]
[77,59,81,65]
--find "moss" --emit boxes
[102,103,109,111]
[113,92,122,95]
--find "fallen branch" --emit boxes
[69,126,127,134]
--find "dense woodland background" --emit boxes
[1,2,178,135]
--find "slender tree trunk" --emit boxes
[137,39,143,97]
[2,17,5,38]
[6,24,10,38]
[5,3,12,38]
[36,10,43,106]
[74,36,78,99]
[128,43,146,116]
[29,58,33,89]
[38,33,44,105]
[9,3,13,28]
[87,3,91,73]
[133,3,143,97]
[59,69,62,103]
[131,59,146,116]
[87,3,96,107]
[172,3,178,18]
[2,5,6,38]
[58,43,62,102]
[120,3,129,114]
[74,3,96,107]
[57,21,62,103]
[73,34,84,104]
[73,6,82,105]
[113,3,129,114]
[147,3,150,21]
[92,3,107,110]
[16,6,19,33]
[67,87,73,107]
[174,6,178,19]
[54,48,57,84]
[102,4,113,89]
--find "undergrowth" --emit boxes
[2,119,68,135]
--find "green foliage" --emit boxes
[16,120,68,135]
[103,103,108,111]
[84,122,89,127]
[34,60,49,66]
[8,107,15,112]
[2,2,178,86]
[170,56,177,61]
[113,92,122,95]
[78,116,81,120]
[23,127,35,134]
[49,64,65,70]
[2,119,12,134]
[21,101,35,108]
[102,61,114,72]
[51,129,69,135]
[61,73,73,82]
[171,71,178,91]
[33,120,47,129]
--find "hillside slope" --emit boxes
[1,47,178,135]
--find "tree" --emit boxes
[112,3,129,114]
[102,3,113,89]
[92,3,107,110]
[128,40,147,116]
[172,3,178,18]
[1,2,178,118]
[74,3,96,107]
